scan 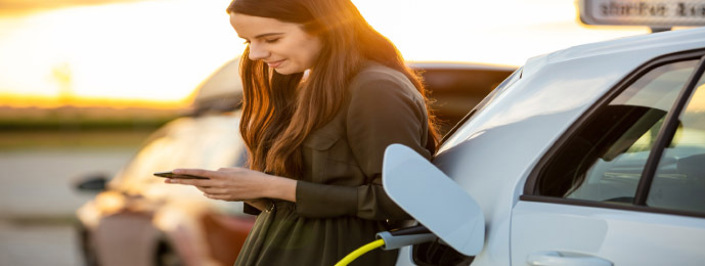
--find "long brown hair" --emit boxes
[227,0,439,178]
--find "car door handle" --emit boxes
[527,251,613,266]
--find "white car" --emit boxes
[385,27,705,266]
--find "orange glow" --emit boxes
[94,190,127,214]
[0,92,192,109]
[0,0,241,109]
[352,0,649,64]
[0,0,658,109]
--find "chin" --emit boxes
[273,68,302,76]
[273,68,291,75]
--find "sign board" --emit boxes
[578,0,705,27]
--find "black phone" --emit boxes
[153,171,209,180]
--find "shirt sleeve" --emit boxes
[295,74,433,220]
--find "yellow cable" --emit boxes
[334,239,386,266]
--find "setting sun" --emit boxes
[0,0,651,109]
[0,0,243,108]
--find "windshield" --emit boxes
[110,115,244,197]
[438,67,523,153]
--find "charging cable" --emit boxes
[334,239,385,266]
[334,225,435,266]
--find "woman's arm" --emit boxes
[165,167,297,203]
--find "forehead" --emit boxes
[230,13,303,38]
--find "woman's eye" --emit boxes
[264,38,280,44]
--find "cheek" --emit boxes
[301,39,323,65]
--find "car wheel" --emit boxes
[76,224,99,266]
[155,241,183,266]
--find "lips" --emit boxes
[266,59,285,68]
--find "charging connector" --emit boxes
[375,225,435,250]
[334,225,436,266]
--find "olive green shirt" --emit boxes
[235,62,434,266]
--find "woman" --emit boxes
[166,0,439,265]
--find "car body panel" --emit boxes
[512,201,705,265]
[509,29,705,265]
[76,113,255,266]
[92,212,160,266]
[394,27,705,265]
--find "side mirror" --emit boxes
[383,144,485,256]
[74,174,109,192]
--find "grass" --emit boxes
[0,130,156,150]
[5,215,79,226]
[0,115,175,150]
[0,116,172,131]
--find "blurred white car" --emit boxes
[74,58,255,266]
[385,27,705,265]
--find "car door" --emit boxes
[511,50,705,265]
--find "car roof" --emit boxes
[191,58,243,115]
[408,61,517,72]
[443,28,705,153]
[194,58,242,101]
[524,27,705,78]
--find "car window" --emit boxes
[648,74,705,213]
[535,58,703,210]
[111,116,243,195]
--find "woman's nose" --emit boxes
[248,43,268,60]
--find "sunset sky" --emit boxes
[0,0,651,109]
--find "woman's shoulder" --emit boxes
[348,61,419,99]
[351,61,409,85]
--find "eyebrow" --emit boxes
[256,33,284,38]
[240,33,284,40]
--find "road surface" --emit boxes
[0,148,134,265]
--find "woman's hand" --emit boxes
[164,167,297,202]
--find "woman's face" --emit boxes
[230,13,323,75]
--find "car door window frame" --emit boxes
[635,54,705,206]
[522,48,705,219]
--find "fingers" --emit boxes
[217,167,249,174]
[164,177,211,187]
[164,177,228,194]
[173,168,217,179]
[164,168,237,188]
[169,167,254,181]
[197,186,229,195]
[163,167,265,202]
[203,193,232,201]
[165,168,223,185]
